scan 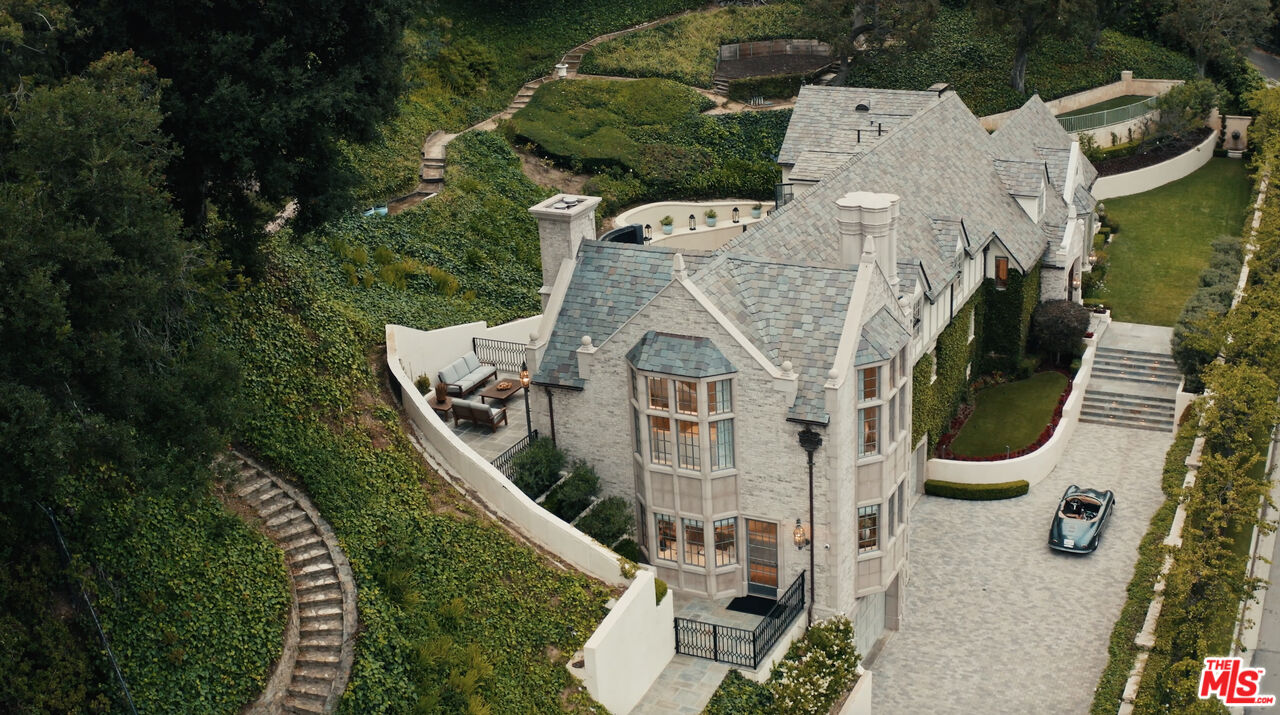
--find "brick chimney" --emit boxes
[835,191,900,287]
[529,194,602,307]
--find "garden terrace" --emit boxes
[942,371,1071,458]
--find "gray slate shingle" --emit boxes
[626,331,737,378]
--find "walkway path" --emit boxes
[871,420,1172,714]
[229,450,358,715]
[1250,47,1280,85]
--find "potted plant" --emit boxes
[751,202,763,219]
[660,215,674,235]
[433,380,448,404]
[705,208,717,227]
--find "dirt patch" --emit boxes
[717,53,833,79]
[516,148,592,194]
[1094,127,1215,176]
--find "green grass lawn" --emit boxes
[1096,158,1253,325]
[1056,94,1150,118]
[948,372,1069,456]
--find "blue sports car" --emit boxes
[1048,485,1115,553]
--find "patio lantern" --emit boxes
[793,518,810,550]
[643,224,652,241]
[689,214,696,231]
[732,207,740,223]
[520,361,533,441]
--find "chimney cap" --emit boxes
[836,191,898,211]
[927,82,951,96]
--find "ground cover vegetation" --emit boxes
[946,371,1069,456]
[1171,235,1245,391]
[508,78,789,214]
[579,4,807,88]
[1089,158,1252,325]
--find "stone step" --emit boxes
[1084,389,1177,405]
[290,546,331,568]
[1082,394,1176,414]
[1080,407,1173,430]
[1090,366,1181,386]
[281,532,323,554]
[296,559,337,578]
[284,699,326,715]
[299,604,344,620]
[298,590,343,608]
[1095,347,1177,364]
[1092,357,1181,376]
[287,681,330,702]
[298,619,343,637]
[1081,402,1173,423]
[251,486,285,504]
[1079,414,1172,433]
[257,494,295,519]
[296,648,342,666]
[299,633,343,649]
[235,475,271,497]
[276,520,319,541]
[266,509,310,530]
[421,158,446,168]
[292,664,339,685]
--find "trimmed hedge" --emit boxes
[576,496,634,545]
[978,267,1041,376]
[924,479,1030,500]
[511,437,567,498]
[542,461,601,522]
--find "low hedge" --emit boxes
[542,461,600,521]
[924,479,1029,500]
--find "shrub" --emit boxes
[1031,300,1091,364]
[924,479,1030,500]
[654,577,668,606]
[415,374,432,395]
[510,438,566,498]
[770,615,861,714]
[576,496,634,545]
[542,461,600,521]
[727,72,816,101]
[1171,236,1242,392]
[613,537,645,563]
[705,670,776,715]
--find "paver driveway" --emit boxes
[871,422,1172,714]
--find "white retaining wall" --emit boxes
[838,668,874,715]
[980,72,1182,132]
[1092,130,1219,200]
[386,321,675,713]
[612,199,774,252]
[581,570,675,714]
[925,328,1103,486]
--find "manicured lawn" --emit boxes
[1096,158,1253,326]
[948,372,1069,457]
[1056,94,1149,118]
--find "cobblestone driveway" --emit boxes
[871,422,1172,714]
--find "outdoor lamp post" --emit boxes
[689,214,696,230]
[520,361,532,441]
[798,425,823,627]
[732,206,740,223]
[643,224,652,242]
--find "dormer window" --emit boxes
[995,257,1010,290]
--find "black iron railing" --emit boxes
[473,337,526,376]
[674,572,805,669]
[492,429,539,478]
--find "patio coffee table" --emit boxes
[479,380,524,406]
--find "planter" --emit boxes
[751,207,762,219]
[706,217,717,227]
[662,224,673,235]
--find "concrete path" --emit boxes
[871,422,1172,714]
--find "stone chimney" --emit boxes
[529,194,602,307]
[835,191,900,287]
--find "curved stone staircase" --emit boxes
[231,451,357,714]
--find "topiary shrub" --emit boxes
[925,479,1029,500]
[542,460,600,521]
[576,496,633,546]
[1031,299,1091,365]
[510,438,566,498]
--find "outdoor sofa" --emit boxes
[438,352,497,396]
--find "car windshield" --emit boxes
[1060,495,1101,521]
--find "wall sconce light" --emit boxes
[689,214,696,231]
[643,224,652,241]
[1088,252,1097,266]
[1072,277,1082,289]
[793,518,810,550]
[732,207,740,223]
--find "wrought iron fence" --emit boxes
[492,429,539,478]
[1057,95,1159,133]
[37,503,139,714]
[674,571,805,668]
[472,337,526,375]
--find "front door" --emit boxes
[746,519,778,598]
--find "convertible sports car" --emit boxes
[1048,485,1116,553]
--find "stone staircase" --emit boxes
[1080,347,1181,433]
[231,451,357,715]
[712,76,731,95]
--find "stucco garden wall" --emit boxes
[925,323,1104,485]
[1091,129,1219,200]
[980,71,1182,134]
[613,200,775,252]
[581,570,675,714]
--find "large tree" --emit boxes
[0,51,236,506]
[1161,0,1274,76]
[798,0,938,84]
[73,0,412,269]
[974,0,1093,95]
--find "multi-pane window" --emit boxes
[656,514,677,561]
[860,366,879,401]
[677,420,700,470]
[995,256,1009,290]
[858,505,880,552]
[886,493,896,540]
[859,406,880,457]
[632,408,642,456]
[714,518,737,566]
[676,381,698,415]
[647,377,669,409]
[683,518,705,566]
[649,416,672,465]
[710,419,734,470]
[709,379,732,415]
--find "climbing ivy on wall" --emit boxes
[912,292,985,452]
[976,267,1041,375]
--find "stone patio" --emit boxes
[442,371,532,463]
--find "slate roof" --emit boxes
[779,86,943,174]
[1074,184,1097,215]
[695,254,856,423]
[856,306,911,366]
[533,241,711,388]
[789,149,868,182]
[626,331,737,378]
[993,159,1046,196]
